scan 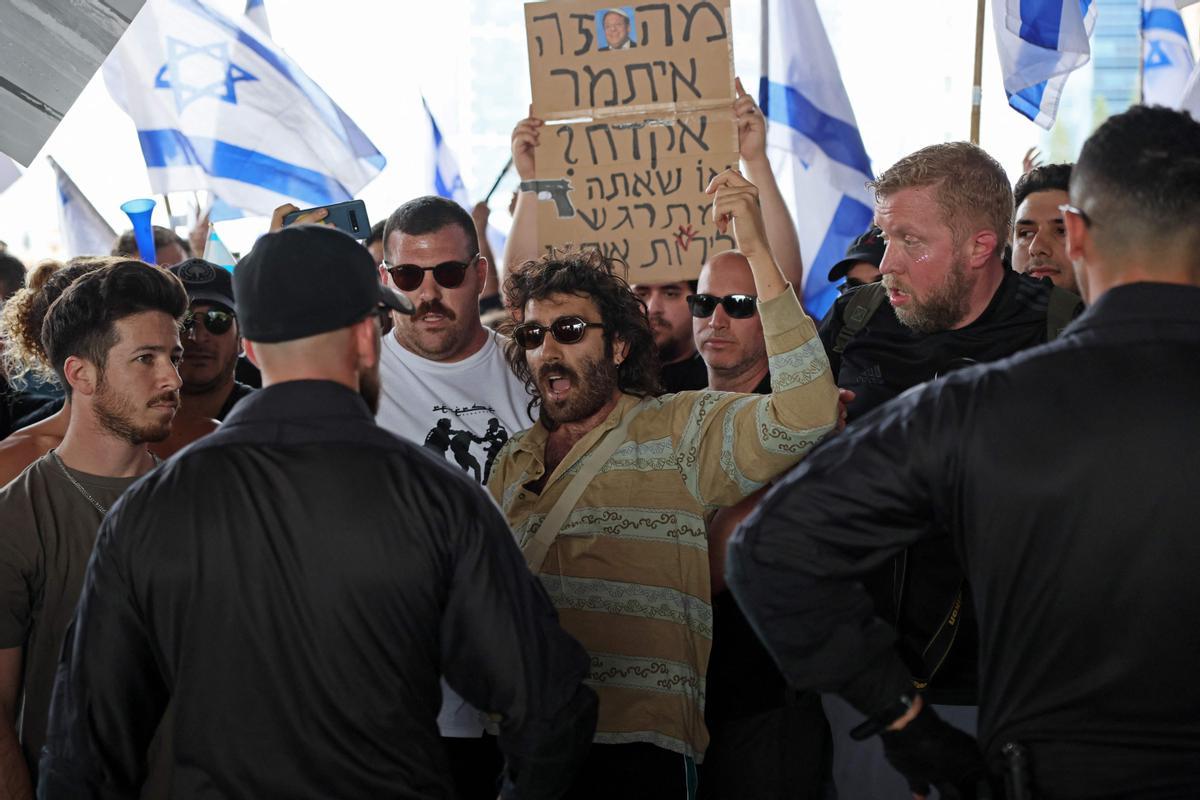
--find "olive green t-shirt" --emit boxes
[0,452,138,778]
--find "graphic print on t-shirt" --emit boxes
[422,403,509,484]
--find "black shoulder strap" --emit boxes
[832,281,888,355]
[1045,286,1084,341]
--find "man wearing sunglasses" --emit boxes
[488,169,838,798]
[375,196,532,798]
[41,225,598,800]
[169,259,256,424]
[505,77,804,398]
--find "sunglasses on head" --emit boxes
[182,309,235,336]
[686,293,757,319]
[384,254,478,292]
[512,316,606,350]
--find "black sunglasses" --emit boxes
[512,316,606,350]
[182,309,235,336]
[384,254,478,292]
[686,293,757,319]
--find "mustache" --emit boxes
[148,391,180,408]
[413,299,456,320]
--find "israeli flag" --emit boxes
[244,0,270,36]
[1141,0,1195,107]
[103,0,384,217]
[759,0,875,318]
[47,156,118,258]
[993,0,1097,129]
[423,97,470,209]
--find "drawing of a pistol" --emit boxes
[522,179,576,218]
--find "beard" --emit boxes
[886,256,972,334]
[359,361,381,416]
[537,354,618,425]
[94,375,177,444]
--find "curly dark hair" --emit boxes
[0,257,116,388]
[500,249,661,413]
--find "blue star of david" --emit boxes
[1145,41,1174,70]
[154,38,257,112]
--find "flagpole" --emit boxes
[971,0,986,144]
[161,193,176,229]
[1138,12,1145,103]
[483,157,513,203]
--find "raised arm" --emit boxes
[440,489,596,800]
[734,76,804,290]
[503,113,545,272]
[675,171,837,509]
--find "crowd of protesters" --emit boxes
[0,92,1197,800]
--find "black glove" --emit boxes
[879,702,986,799]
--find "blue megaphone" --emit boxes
[120,198,157,264]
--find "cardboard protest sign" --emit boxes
[524,0,737,282]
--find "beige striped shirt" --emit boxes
[487,286,837,759]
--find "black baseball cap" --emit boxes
[827,226,886,282]
[234,224,413,344]
[170,259,236,312]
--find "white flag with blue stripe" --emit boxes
[423,98,470,209]
[47,156,118,258]
[103,0,384,216]
[1141,0,1195,107]
[760,0,875,318]
[993,0,1097,129]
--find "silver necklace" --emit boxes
[49,449,110,515]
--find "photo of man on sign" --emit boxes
[597,8,636,50]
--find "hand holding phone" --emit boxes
[280,199,371,239]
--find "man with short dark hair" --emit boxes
[373,196,532,796]
[815,140,1084,798]
[729,103,1200,800]
[111,226,191,267]
[0,261,187,794]
[40,225,598,799]
[1012,163,1076,293]
[630,280,706,391]
[488,170,838,797]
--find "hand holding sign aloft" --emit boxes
[707,169,788,302]
[512,109,544,182]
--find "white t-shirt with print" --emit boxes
[375,327,533,737]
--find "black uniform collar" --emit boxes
[1069,282,1200,334]
[222,379,373,426]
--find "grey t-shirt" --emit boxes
[0,452,138,777]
